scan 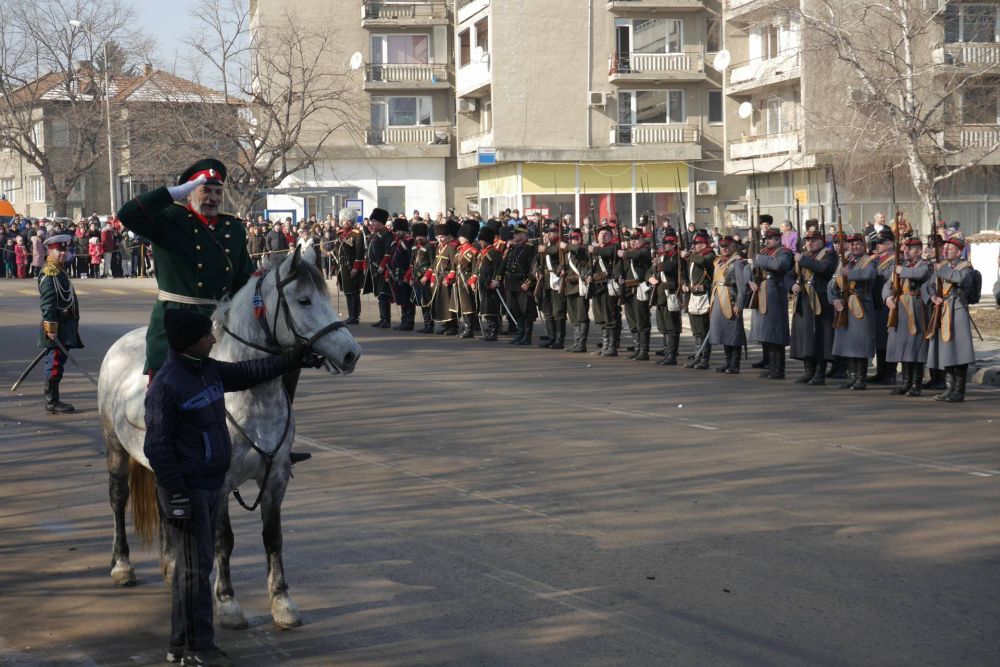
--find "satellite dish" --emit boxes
[472,46,485,63]
[737,101,753,119]
[349,52,364,70]
[712,49,731,72]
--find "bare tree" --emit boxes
[137,0,362,215]
[800,0,1000,222]
[0,0,151,216]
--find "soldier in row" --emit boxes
[332,208,365,325]
[536,222,567,349]
[496,224,537,345]
[749,227,795,380]
[646,230,684,366]
[681,232,715,369]
[790,228,837,384]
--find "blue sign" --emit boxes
[346,198,364,224]
[478,148,497,165]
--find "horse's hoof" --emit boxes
[110,560,136,587]
[217,598,249,630]
[271,595,301,630]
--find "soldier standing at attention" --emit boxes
[590,224,622,357]
[646,230,684,366]
[472,226,503,341]
[829,233,877,390]
[385,218,415,331]
[748,227,795,380]
[365,208,394,329]
[453,221,480,339]
[704,236,748,373]
[884,237,932,397]
[790,228,837,385]
[495,223,537,345]
[681,232,715,369]
[333,208,365,325]
[537,221,568,349]
[562,229,592,353]
[408,222,435,333]
[869,230,897,384]
[37,234,83,414]
[431,220,460,335]
[620,230,653,361]
[926,236,976,402]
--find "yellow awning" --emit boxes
[522,163,577,194]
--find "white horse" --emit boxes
[97,244,361,629]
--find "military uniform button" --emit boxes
[197,282,203,288]
[225,267,230,272]
[196,245,201,250]
[197,263,203,269]
[225,234,230,239]
[224,249,230,254]
[194,229,199,234]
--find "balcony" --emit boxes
[726,50,800,95]
[459,129,493,155]
[457,0,489,23]
[609,51,705,83]
[958,126,1000,149]
[611,124,700,145]
[728,130,800,159]
[363,63,450,90]
[933,42,1000,69]
[361,1,449,27]
[607,0,705,12]
[456,58,491,98]
[726,0,797,24]
[366,125,453,158]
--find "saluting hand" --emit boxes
[166,174,207,201]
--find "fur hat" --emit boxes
[478,227,496,244]
[447,219,462,238]
[411,222,429,237]
[370,208,389,225]
[434,222,450,237]
[164,309,213,352]
[458,221,479,241]
[392,218,409,233]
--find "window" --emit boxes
[706,15,722,53]
[481,98,493,131]
[962,86,999,124]
[0,177,15,204]
[708,90,723,124]
[636,90,667,124]
[371,96,433,127]
[764,24,780,59]
[459,29,470,67]
[475,18,489,55]
[622,90,685,125]
[764,97,785,134]
[28,175,44,202]
[949,4,999,43]
[667,90,685,124]
[30,121,43,146]
[50,119,69,147]
[371,34,429,64]
[629,19,683,54]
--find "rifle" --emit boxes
[747,161,761,309]
[924,235,944,341]
[793,198,804,315]
[556,175,567,297]
[675,166,688,309]
[832,212,849,329]
[887,208,904,329]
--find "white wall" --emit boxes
[266,157,448,220]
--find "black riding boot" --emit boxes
[508,322,525,344]
[694,343,711,369]
[538,319,555,348]
[751,345,770,369]
[944,365,967,402]
[808,359,827,385]
[868,349,887,383]
[627,330,640,358]
[459,315,475,338]
[828,356,847,379]
[725,345,741,374]
[906,363,923,396]
[419,310,434,333]
[656,334,667,356]
[759,344,775,378]
[795,357,816,384]
[657,334,678,365]
[592,327,609,356]
[715,346,732,373]
[550,320,566,350]
[891,363,912,395]
[837,359,857,389]
[482,316,498,341]
[345,294,361,324]
[43,380,74,414]
[394,306,415,331]
[279,370,310,463]
[684,337,703,368]
[935,366,955,401]
[769,346,786,380]
[601,325,620,357]
[633,330,650,361]
[851,358,867,390]
[576,322,590,353]
[516,320,534,345]
[923,367,946,390]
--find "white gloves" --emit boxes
[167,175,207,201]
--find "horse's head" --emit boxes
[251,242,362,375]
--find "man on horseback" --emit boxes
[146,309,322,667]
[117,159,312,464]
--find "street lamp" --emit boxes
[69,19,116,214]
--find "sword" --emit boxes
[494,285,518,322]
[10,348,48,392]
[53,339,98,387]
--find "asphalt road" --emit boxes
[1,278,998,666]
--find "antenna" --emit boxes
[472,46,486,63]
[737,101,753,119]
[711,49,731,72]
[349,52,364,70]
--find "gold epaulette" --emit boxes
[42,262,60,277]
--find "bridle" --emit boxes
[220,258,348,511]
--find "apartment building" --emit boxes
[255,0,475,222]
[453,0,744,229]
[721,0,1000,233]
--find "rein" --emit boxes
[220,261,347,511]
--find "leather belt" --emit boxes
[158,290,219,306]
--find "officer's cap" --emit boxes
[43,234,73,248]
[178,158,226,186]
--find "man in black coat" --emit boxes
[265,222,289,258]
[144,309,320,666]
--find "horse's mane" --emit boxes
[212,254,330,330]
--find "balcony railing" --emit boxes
[366,126,452,146]
[459,129,494,155]
[608,0,705,10]
[959,126,1000,149]
[728,130,800,159]
[728,49,800,91]
[362,1,448,22]
[609,52,703,76]
[936,42,1000,67]
[612,124,700,145]
[365,63,449,85]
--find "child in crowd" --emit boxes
[3,238,15,278]
[14,235,28,278]
[88,236,102,278]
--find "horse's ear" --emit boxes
[289,243,302,273]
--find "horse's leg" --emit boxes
[104,422,136,586]
[214,496,248,629]
[261,480,301,629]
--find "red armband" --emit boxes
[467,275,478,287]
[403,267,413,282]
[353,260,365,271]
[424,269,433,283]
[378,256,389,270]
[445,271,456,286]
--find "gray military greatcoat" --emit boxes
[749,248,794,345]
[926,261,976,368]
[828,255,877,359]
[882,260,932,363]
[790,248,837,361]
[708,255,749,347]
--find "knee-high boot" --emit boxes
[516,319,534,345]
[795,357,816,383]
[752,345,770,369]
[906,363,923,396]
[633,330,650,361]
[769,346,786,380]
[550,320,566,349]
[808,359,827,385]
[725,345,741,374]
[684,336,703,368]
[591,326,609,356]
[891,362,912,395]
[601,325,620,357]
[538,318,556,348]
[715,346,732,373]
[851,358,867,390]
[943,365,967,402]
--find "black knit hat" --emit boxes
[164,309,213,352]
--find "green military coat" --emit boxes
[38,261,83,349]
[117,187,254,372]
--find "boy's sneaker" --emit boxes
[165,647,184,663]
[181,648,231,667]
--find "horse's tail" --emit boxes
[128,458,159,546]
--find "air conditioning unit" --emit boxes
[696,181,717,196]
[588,91,607,108]
[458,98,478,113]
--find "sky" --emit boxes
[133,3,192,74]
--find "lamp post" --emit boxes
[69,19,116,214]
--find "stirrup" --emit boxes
[290,451,312,465]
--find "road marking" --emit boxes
[17,289,35,296]
[103,289,126,295]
